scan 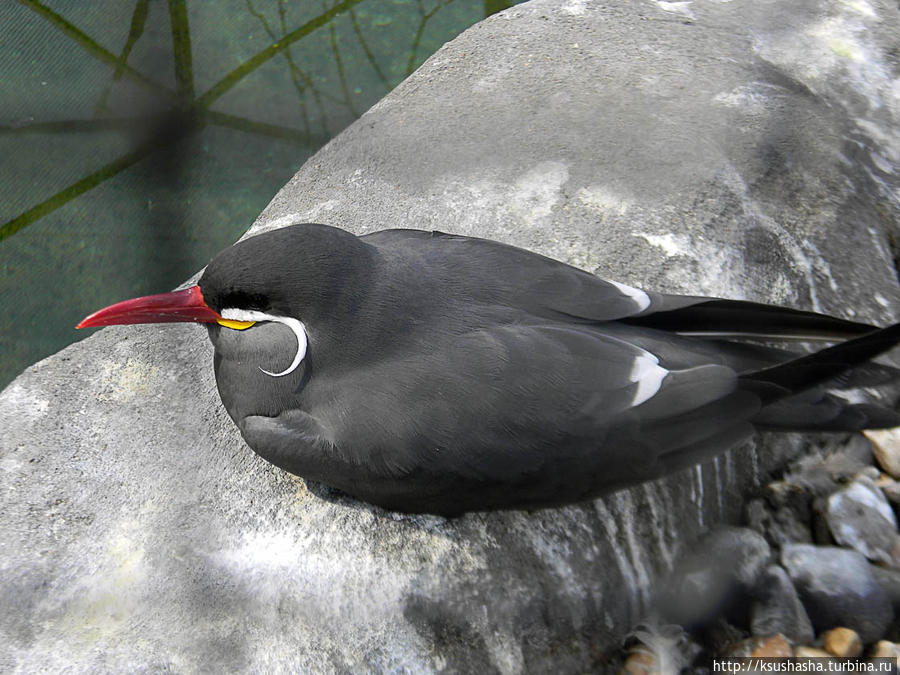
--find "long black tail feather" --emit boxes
[753,394,900,431]
[741,323,900,405]
[626,297,878,340]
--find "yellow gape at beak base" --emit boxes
[217,318,256,330]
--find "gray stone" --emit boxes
[784,452,848,499]
[857,466,883,482]
[826,478,900,565]
[750,565,815,645]
[3,0,900,671]
[778,436,877,487]
[843,435,877,470]
[867,429,900,480]
[781,544,893,643]
[659,527,771,628]
[869,564,900,615]
[812,497,839,547]
[878,477,900,505]
[745,497,814,548]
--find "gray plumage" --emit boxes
[197,224,900,515]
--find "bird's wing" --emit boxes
[363,228,877,339]
[363,228,659,321]
[318,322,760,509]
[238,321,900,513]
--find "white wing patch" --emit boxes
[608,280,651,311]
[220,308,308,377]
[630,350,668,406]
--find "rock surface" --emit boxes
[870,564,900,614]
[867,429,900,480]
[750,565,815,645]
[871,640,900,660]
[745,496,814,547]
[827,478,900,565]
[3,0,900,671]
[823,627,863,658]
[724,634,792,658]
[781,544,893,643]
[659,526,771,628]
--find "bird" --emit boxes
[77,223,900,516]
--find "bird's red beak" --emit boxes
[76,285,222,328]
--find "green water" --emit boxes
[0,0,517,390]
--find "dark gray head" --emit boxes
[199,223,374,324]
[193,223,378,383]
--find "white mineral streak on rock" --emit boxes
[0,381,49,424]
[560,0,587,16]
[634,232,689,258]
[713,456,724,518]
[693,465,705,529]
[576,185,633,215]
[508,161,569,225]
[655,1,695,19]
[751,446,760,486]
[611,491,653,609]
[633,229,752,300]
[641,482,676,570]
[594,499,641,619]
[712,82,781,116]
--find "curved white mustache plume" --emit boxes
[220,309,308,377]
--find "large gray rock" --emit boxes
[781,544,893,643]
[3,0,899,671]
[659,526,772,629]
[750,565,815,645]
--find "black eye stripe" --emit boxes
[220,291,269,312]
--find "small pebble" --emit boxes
[857,466,882,482]
[753,634,792,658]
[794,646,831,658]
[865,429,900,480]
[823,627,863,658]
[870,640,900,659]
[726,634,792,658]
[620,647,656,675]
[876,475,900,504]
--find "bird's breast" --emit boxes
[207,322,310,421]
